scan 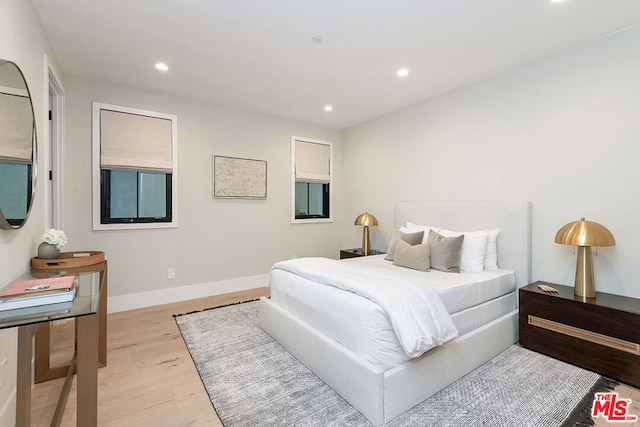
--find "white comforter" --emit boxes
[271,257,459,358]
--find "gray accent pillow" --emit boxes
[384,230,425,261]
[427,230,464,273]
[392,238,431,271]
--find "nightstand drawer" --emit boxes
[519,282,640,387]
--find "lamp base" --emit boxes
[361,226,370,256]
[574,246,596,299]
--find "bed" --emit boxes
[259,201,531,426]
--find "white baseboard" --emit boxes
[107,274,269,313]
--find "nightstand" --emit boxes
[340,248,366,259]
[339,248,385,259]
[519,281,640,387]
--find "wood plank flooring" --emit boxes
[30,287,269,427]
[29,287,638,426]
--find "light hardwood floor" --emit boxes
[30,287,270,427]
[30,287,639,426]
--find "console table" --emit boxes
[0,261,107,426]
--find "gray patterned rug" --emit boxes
[175,300,616,427]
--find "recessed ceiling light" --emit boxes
[155,62,169,72]
[324,105,333,112]
[550,0,564,3]
[312,35,324,44]
[397,68,409,77]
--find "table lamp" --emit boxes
[554,217,615,298]
[354,212,378,256]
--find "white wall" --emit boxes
[64,76,345,307]
[343,25,640,299]
[0,1,62,424]
[2,2,640,422]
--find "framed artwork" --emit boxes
[213,155,267,199]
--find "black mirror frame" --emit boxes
[0,59,38,230]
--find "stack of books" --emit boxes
[0,275,76,312]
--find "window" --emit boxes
[294,182,329,218]
[291,136,332,223]
[92,103,177,230]
[100,170,171,223]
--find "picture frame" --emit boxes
[212,155,267,199]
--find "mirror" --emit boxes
[0,59,37,229]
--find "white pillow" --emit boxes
[439,229,489,273]
[484,228,501,270]
[405,222,441,244]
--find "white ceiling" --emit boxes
[30,0,640,129]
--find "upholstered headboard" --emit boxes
[395,201,531,287]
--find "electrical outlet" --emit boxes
[167,268,176,279]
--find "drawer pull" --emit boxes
[528,315,640,356]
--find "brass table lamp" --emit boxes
[555,217,615,298]
[354,212,378,256]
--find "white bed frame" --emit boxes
[260,201,531,426]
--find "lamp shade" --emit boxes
[554,217,615,247]
[555,217,615,299]
[354,212,378,227]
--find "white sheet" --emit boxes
[269,255,516,371]
[272,257,459,358]
[345,255,516,314]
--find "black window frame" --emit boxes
[294,182,330,220]
[100,169,172,224]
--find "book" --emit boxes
[0,275,75,300]
[0,276,77,312]
[0,300,73,320]
[0,286,76,311]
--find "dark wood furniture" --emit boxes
[340,248,366,259]
[519,281,640,388]
[339,248,386,259]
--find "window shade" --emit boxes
[0,93,33,163]
[100,109,173,172]
[295,140,330,183]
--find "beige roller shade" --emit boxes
[100,109,173,172]
[0,93,33,163]
[295,140,330,183]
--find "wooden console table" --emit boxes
[32,261,108,384]
[0,261,107,426]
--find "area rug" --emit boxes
[175,300,617,427]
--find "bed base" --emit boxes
[259,296,518,426]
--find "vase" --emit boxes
[37,242,60,259]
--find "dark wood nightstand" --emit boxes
[519,281,640,387]
[340,248,366,259]
[339,248,385,259]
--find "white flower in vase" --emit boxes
[41,228,68,249]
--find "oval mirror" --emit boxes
[0,59,37,230]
